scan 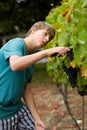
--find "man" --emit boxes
[0,21,69,130]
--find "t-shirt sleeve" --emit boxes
[26,64,35,83]
[3,39,25,61]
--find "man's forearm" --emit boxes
[10,50,47,71]
[23,83,41,121]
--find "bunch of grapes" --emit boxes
[62,48,78,88]
[78,89,87,96]
[62,48,87,96]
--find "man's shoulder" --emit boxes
[9,37,23,43]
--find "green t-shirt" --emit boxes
[0,38,35,119]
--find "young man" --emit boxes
[0,21,69,130]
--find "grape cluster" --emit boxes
[62,48,87,96]
[62,48,78,88]
[78,85,87,96]
[62,62,77,88]
[78,89,87,96]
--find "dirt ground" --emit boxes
[32,83,87,130]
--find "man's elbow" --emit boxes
[10,63,18,71]
[9,55,20,71]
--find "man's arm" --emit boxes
[23,83,46,130]
[9,47,69,71]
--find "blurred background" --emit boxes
[0,0,61,47]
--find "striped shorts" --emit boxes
[0,105,35,130]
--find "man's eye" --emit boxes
[44,32,47,36]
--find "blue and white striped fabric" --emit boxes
[0,105,35,130]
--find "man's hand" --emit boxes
[35,120,46,130]
[46,47,70,57]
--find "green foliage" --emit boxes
[46,0,87,90]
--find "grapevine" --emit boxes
[45,0,87,94]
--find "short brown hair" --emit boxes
[25,21,56,40]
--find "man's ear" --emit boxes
[31,27,37,34]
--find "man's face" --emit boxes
[32,29,51,48]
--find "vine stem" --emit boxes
[82,96,85,130]
[57,83,81,130]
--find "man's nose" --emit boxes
[45,36,49,42]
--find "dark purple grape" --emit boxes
[62,61,77,88]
